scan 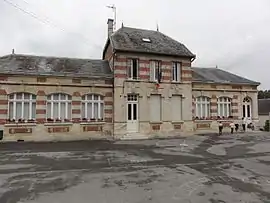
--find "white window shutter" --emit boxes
[172,95,182,121]
[150,61,154,81]
[150,95,161,122]
[127,59,132,78]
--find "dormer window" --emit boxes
[142,38,151,43]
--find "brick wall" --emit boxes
[113,54,192,83]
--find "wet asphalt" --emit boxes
[0,132,270,203]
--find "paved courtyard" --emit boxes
[1,132,270,203]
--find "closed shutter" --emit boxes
[150,61,155,81]
[172,95,182,121]
[150,95,161,122]
[127,59,132,78]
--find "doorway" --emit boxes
[242,97,252,119]
[126,94,138,132]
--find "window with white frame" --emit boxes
[46,93,72,120]
[217,97,232,117]
[81,94,104,120]
[172,62,181,82]
[195,96,210,118]
[150,60,161,82]
[127,59,139,79]
[8,93,36,120]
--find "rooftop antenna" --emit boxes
[156,22,159,32]
[107,4,116,31]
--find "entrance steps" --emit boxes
[120,133,149,140]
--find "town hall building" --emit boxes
[0,19,260,141]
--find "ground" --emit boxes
[1,132,270,203]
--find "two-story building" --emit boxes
[103,19,259,139]
[0,19,260,141]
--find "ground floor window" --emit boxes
[149,94,161,122]
[46,93,72,120]
[8,93,36,120]
[81,94,104,120]
[195,96,210,118]
[171,95,182,121]
[217,97,231,117]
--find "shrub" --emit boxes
[264,120,269,131]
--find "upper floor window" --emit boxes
[127,59,138,79]
[81,94,104,120]
[150,60,161,82]
[195,96,210,118]
[217,97,231,117]
[172,62,181,82]
[8,93,36,120]
[46,93,72,120]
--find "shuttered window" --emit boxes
[172,95,182,121]
[150,95,161,122]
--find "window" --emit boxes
[150,95,161,122]
[46,93,71,120]
[127,59,138,79]
[195,96,210,118]
[172,62,181,82]
[217,97,232,117]
[142,38,151,43]
[172,95,182,121]
[8,93,36,120]
[150,61,161,82]
[81,94,104,120]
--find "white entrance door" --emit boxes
[127,94,138,132]
[243,97,252,119]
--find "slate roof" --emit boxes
[0,54,113,78]
[258,99,270,115]
[191,67,260,86]
[107,26,195,58]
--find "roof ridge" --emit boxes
[2,54,105,61]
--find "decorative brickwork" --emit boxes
[9,128,32,134]
[83,125,103,132]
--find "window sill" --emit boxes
[44,122,73,126]
[5,123,37,127]
[150,121,163,124]
[194,120,213,122]
[126,79,142,82]
[171,121,184,124]
[80,122,105,125]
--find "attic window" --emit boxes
[142,38,151,43]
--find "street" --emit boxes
[1,132,270,203]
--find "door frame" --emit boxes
[242,97,252,119]
[126,94,139,132]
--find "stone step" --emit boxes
[120,133,149,140]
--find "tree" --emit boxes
[258,90,270,99]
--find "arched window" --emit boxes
[243,97,252,118]
[46,93,71,120]
[217,97,232,117]
[8,93,36,120]
[82,94,104,120]
[195,96,210,118]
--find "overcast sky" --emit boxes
[0,0,269,89]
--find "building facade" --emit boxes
[0,19,260,141]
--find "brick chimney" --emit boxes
[107,19,114,37]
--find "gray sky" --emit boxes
[0,0,269,89]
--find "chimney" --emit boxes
[107,18,114,37]
[12,49,15,55]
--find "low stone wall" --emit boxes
[1,122,113,142]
